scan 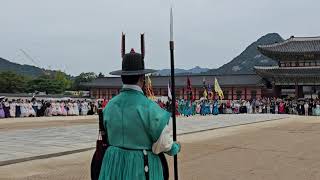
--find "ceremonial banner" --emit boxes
[146,76,155,99]
[168,81,172,100]
[214,77,224,99]
[202,78,207,98]
[208,83,213,100]
[187,77,193,101]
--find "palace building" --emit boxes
[255,36,320,98]
[83,74,265,100]
[84,36,320,100]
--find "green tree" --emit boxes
[0,71,28,93]
[54,71,72,90]
[73,72,97,90]
[27,75,65,94]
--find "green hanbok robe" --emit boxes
[99,87,180,180]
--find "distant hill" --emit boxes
[154,66,209,76]
[207,33,284,75]
[0,57,55,77]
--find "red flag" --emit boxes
[186,77,193,101]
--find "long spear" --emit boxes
[169,6,179,180]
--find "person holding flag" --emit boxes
[202,78,208,99]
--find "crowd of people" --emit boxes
[0,97,104,118]
[158,97,320,116]
[1,96,320,119]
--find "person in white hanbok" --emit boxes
[73,102,79,116]
[9,100,16,117]
[275,102,279,114]
[67,102,75,115]
[304,102,309,116]
[51,102,58,116]
[81,101,88,115]
[55,102,62,115]
[20,101,28,117]
[246,101,251,114]
[27,101,36,117]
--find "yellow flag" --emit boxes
[214,78,224,99]
[146,76,155,100]
[203,89,208,98]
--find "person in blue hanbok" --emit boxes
[213,100,219,115]
[314,103,320,116]
[204,100,211,115]
[185,100,192,117]
[192,101,196,115]
[178,100,183,115]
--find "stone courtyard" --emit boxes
[2,114,320,180]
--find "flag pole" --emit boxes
[169,6,179,180]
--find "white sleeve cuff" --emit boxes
[152,118,173,154]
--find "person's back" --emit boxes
[98,36,180,180]
[104,88,167,150]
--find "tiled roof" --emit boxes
[258,36,320,55]
[254,66,320,77]
[82,74,264,88]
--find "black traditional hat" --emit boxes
[110,33,156,76]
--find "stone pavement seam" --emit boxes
[0,147,95,167]
[178,117,289,136]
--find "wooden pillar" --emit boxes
[245,87,247,100]
[273,86,281,98]
[295,84,299,98]
[182,88,185,100]
[231,87,234,100]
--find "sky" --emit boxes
[0,0,319,76]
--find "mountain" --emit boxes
[154,66,210,76]
[0,57,55,77]
[207,33,284,75]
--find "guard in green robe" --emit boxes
[99,34,180,180]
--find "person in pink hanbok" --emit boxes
[0,101,5,118]
[196,102,201,114]
[60,102,68,116]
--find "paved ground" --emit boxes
[1,115,319,179]
[0,114,289,165]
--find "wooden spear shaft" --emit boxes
[170,40,178,180]
[169,6,178,180]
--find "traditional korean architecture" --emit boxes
[84,35,320,100]
[83,74,265,100]
[255,36,320,98]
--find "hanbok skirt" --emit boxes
[20,106,28,117]
[315,107,320,116]
[0,108,5,118]
[16,106,21,117]
[61,106,67,116]
[4,106,10,118]
[99,146,164,180]
[74,107,79,116]
[213,106,219,115]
